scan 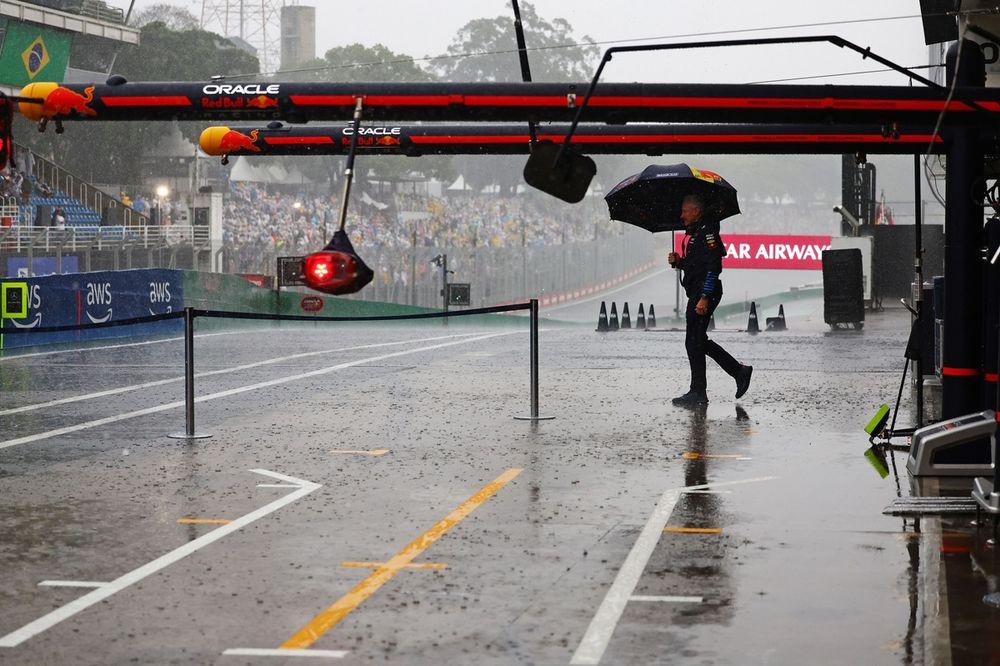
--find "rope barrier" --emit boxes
[0,311,184,334]
[0,302,528,334]
[192,303,530,323]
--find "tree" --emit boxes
[129,4,200,31]
[434,2,598,83]
[277,43,435,83]
[16,21,259,188]
[435,3,599,195]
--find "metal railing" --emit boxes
[0,225,213,275]
[15,142,150,227]
[0,225,210,252]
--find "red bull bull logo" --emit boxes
[199,127,261,155]
[246,95,279,109]
[18,83,97,120]
[218,129,261,153]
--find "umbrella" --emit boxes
[604,163,740,233]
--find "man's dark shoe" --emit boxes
[672,391,709,407]
[735,364,753,399]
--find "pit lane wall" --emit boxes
[0,269,460,351]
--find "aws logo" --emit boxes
[148,281,173,314]
[21,37,50,80]
[85,282,112,323]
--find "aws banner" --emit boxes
[0,269,183,349]
[674,234,832,270]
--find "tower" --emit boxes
[200,0,285,73]
[280,5,316,71]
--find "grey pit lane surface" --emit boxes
[0,313,951,664]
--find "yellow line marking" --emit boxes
[281,467,523,649]
[176,518,232,525]
[340,561,448,570]
[664,527,723,534]
[682,452,750,460]
[329,449,390,456]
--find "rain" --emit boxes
[0,1,998,664]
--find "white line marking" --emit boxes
[37,581,107,588]
[629,595,703,603]
[0,328,258,363]
[0,469,319,648]
[223,648,348,659]
[0,332,516,451]
[256,483,300,489]
[569,476,777,665]
[0,331,485,416]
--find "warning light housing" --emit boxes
[302,251,367,295]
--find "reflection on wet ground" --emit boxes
[0,311,997,664]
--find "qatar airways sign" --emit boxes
[673,234,832,270]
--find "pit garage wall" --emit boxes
[0,269,452,351]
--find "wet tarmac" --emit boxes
[1,308,998,664]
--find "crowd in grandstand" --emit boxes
[220,181,618,270]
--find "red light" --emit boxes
[311,260,330,279]
[303,251,365,295]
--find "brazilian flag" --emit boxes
[0,21,70,88]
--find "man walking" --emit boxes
[668,194,753,407]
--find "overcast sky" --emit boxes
[116,0,930,85]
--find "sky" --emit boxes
[116,0,931,86]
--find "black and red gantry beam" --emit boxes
[17,80,1000,127]
[198,123,946,156]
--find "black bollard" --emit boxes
[747,301,760,335]
[765,304,787,332]
[637,303,647,330]
[621,302,632,329]
[609,302,620,331]
[596,301,609,332]
[648,304,657,329]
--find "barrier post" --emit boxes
[515,298,555,421]
[168,307,212,440]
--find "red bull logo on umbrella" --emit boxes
[689,167,722,183]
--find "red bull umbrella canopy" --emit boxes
[604,163,740,233]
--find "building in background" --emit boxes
[280,4,314,71]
